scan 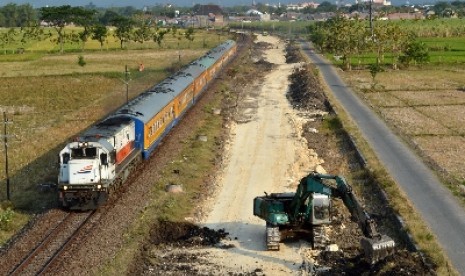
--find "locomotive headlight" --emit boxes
[97,184,102,189]
[63,186,68,191]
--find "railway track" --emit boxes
[8,210,95,276]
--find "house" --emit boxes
[194,5,224,27]
[387,12,425,20]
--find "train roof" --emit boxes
[109,40,236,124]
[78,117,133,141]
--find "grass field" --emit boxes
[0,28,232,244]
[0,26,230,55]
[341,66,465,191]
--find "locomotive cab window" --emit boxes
[71,147,97,158]
[100,153,108,165]
[62,153,70,164]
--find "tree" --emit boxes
[0,3,36,27]
[1,4,19,27]
[99,10,120,25]
[18,24,46,50]
[316,1,338,13]
[325,16,364,70]
[78,28,91,50]
[308,23,328,51]
[0,12,5,27]
[372,23,390,65]
[386,23,407,69]
[433,1,452,17]
[92,24,108,50]
[0,28,17,54]
[399,40,430,67]
[153,28,168,48]
[133,24,152,44]
[111,16,134,49]
[39,5,95,53]
[369,63,382,88]
[184,27,195,48]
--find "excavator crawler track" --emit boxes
[312,226,329,249]
[266,224,281,250]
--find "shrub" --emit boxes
[78,55,86,67]
[400,40,430,67]
[0,208,14,231]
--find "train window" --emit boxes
[71,148,84,158]
[71,147,97,158]
[62,153,70,164]
[100,153,108,165]
[85,147,97,158]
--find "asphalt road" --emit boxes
[301,42,465,274]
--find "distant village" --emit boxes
[161,1,445,28]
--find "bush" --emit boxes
[400,40,430,67]
[78,55,86,67]
[0,208,14,231]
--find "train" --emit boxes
[57,40,237,210]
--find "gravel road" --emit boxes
[301,41,465,274]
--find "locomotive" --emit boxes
[58,40,237,210]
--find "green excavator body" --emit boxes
[253,172,395,263]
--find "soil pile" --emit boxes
[149,220,229,247]
[287,64,327,111]
[285,42,302,63]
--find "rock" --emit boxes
[314,165,326,174]
[459,184,465,195]
[307,127,318,134]
[165,184,183,193]
[197,135,208,142]
[213,108,221,115]
[326,244,339,252]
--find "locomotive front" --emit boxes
[58,117,137,210]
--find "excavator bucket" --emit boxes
[360,235,396,264]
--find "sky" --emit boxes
[0,0,440,8]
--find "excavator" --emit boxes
[253,172,396,263]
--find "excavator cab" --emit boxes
[312,194,331,225]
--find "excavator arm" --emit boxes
[309,173,396,263]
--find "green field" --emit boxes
[325,36,465,67]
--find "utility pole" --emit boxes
[2,112,12,201]
[369,0,374,38]
[124,65,130,105]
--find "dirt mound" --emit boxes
[149,220,229,247]
[288,64,328,111]
[134,221,258,275]
[285,43,302,63]
[255,41,274,49]
[254,58,274,71]
[317,249,434,275]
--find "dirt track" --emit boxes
[198,35,322,274]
